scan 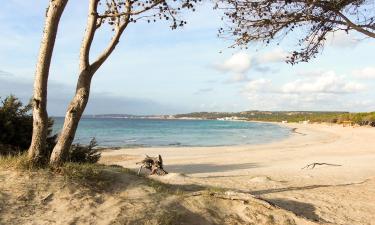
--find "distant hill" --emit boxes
[175,111,375,126]
[81,111,375,126]
[83,114,173,119]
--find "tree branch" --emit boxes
[98,0,165,18]
[334,10,375,38]
[90,0,131,73]
[79,0,100,71]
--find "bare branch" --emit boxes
[79,0,100,71]
[334,10,375,38]
[90,0,132,73]
[98,0,165,18]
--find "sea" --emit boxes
[52,118,291,148]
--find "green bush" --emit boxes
[0,95,57,155]
[0,95,33,154]
[67,138,101,164]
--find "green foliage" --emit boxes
[0,95,57,156]
[0,95,33,154]
[67,138,101,164]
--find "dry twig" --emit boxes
[302,163,342,170]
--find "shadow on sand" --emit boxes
[267,198,323,222]
[250,179,370,195]
[165,162,260,174]
[249,180,371,223]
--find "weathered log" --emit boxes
[137,155,168,175]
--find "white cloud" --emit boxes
[216,52,251,74]
[245,79,272,92]
[240,70,369,111]
[215,52,252,83]
[242,71,365,95]
[227,73,249,82]
[352,67,375,79]
[256,48,289,64]
[282,71,365,94]
[215,49,288,83]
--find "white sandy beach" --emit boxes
[100,123,375,225]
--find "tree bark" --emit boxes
[28,0,68,165]
[49,70,93,166]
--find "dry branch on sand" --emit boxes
[302,163,342,170]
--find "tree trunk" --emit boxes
[28,0,68,165]
[49,0,128,166]
[49,70,93,166]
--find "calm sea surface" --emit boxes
[52,118,291,147]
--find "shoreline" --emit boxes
[100,123,375,224]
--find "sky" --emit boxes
[1,1,375,116]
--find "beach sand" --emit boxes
[101,123,375,225]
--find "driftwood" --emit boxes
[137,155,168,175]
[302,162,342,170]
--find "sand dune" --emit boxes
[0,166,318,225]
[101,123,375,225]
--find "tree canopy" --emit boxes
[217,0,375,63]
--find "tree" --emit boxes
[49,0,199,166]
[217,0,375,64]
[28,0,69,165]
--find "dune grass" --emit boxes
[0,153,37,170]
[0,154,122,189]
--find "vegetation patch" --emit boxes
[0,153,39,171]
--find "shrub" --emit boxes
[0,95,32,154]
[67,138,101,164]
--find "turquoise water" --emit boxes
[52,118,291,147]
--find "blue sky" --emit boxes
[1,0,375,115]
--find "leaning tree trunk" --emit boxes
[49,71,93,166]
[28,0,68,165]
